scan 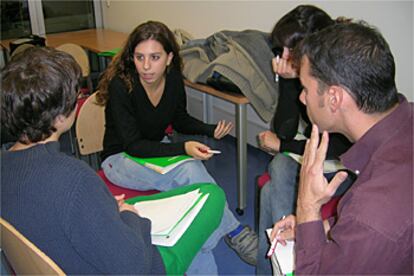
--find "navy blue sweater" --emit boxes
[1,142,165,274]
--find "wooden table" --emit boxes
[1,29,128,53]
[45,29,128,69]
[185,80,250,215]
[47,29,128,53]
[1,29,128,68]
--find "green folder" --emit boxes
[126,183,225,275]
[98,47,121,57]
[124,152,194,174]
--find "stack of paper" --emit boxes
[266,228,295,276]
[124,153,195,174]
[134,189,209,247]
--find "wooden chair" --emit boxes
[75,91,105,169]
[56,43,94,157]
[56,43,93,94]
[9,43,35,58]
[0,218,65,275]
[75,91,158,199]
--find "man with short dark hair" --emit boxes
[270,21,413,274]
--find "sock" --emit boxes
[227,224,244,238]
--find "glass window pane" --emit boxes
[1,0,31,39]
[42,0,95,34]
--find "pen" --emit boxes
[275,55,280,83]
[199,149,221,154]
[266,215,286,257]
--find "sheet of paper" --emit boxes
[134,189,209,246]
[266,228,295,275]
[134,189,201,234]
[151,194,209,247]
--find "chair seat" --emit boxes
[97,169,159,199]
[321,196,341,220]
[257,172,271,189]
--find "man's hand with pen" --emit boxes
[267,213,332,257]
[267,215,296,257]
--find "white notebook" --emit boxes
[284,152,346,173]
[266,228,295,275]
[134,189,208,247]
[285,132,347,174]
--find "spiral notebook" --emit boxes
[134,189,209,246]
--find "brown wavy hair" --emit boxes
[96,21,182,105]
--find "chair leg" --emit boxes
[86,76,93,95]
[91,153,101,171]
[80,153,101,172]
[255,177,260,232]
[68,126,79,157]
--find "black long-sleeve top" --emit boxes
[274,77,352,159]
[102,69,216,161]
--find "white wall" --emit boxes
[102,0,413,146]
[102,1,413,100]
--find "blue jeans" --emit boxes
[256,153,300,275]
[102,152,239,275]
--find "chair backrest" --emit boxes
[76,91,105,155]
[10,43,35,58]
[56,43,90,78]
[0,218,65,275]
